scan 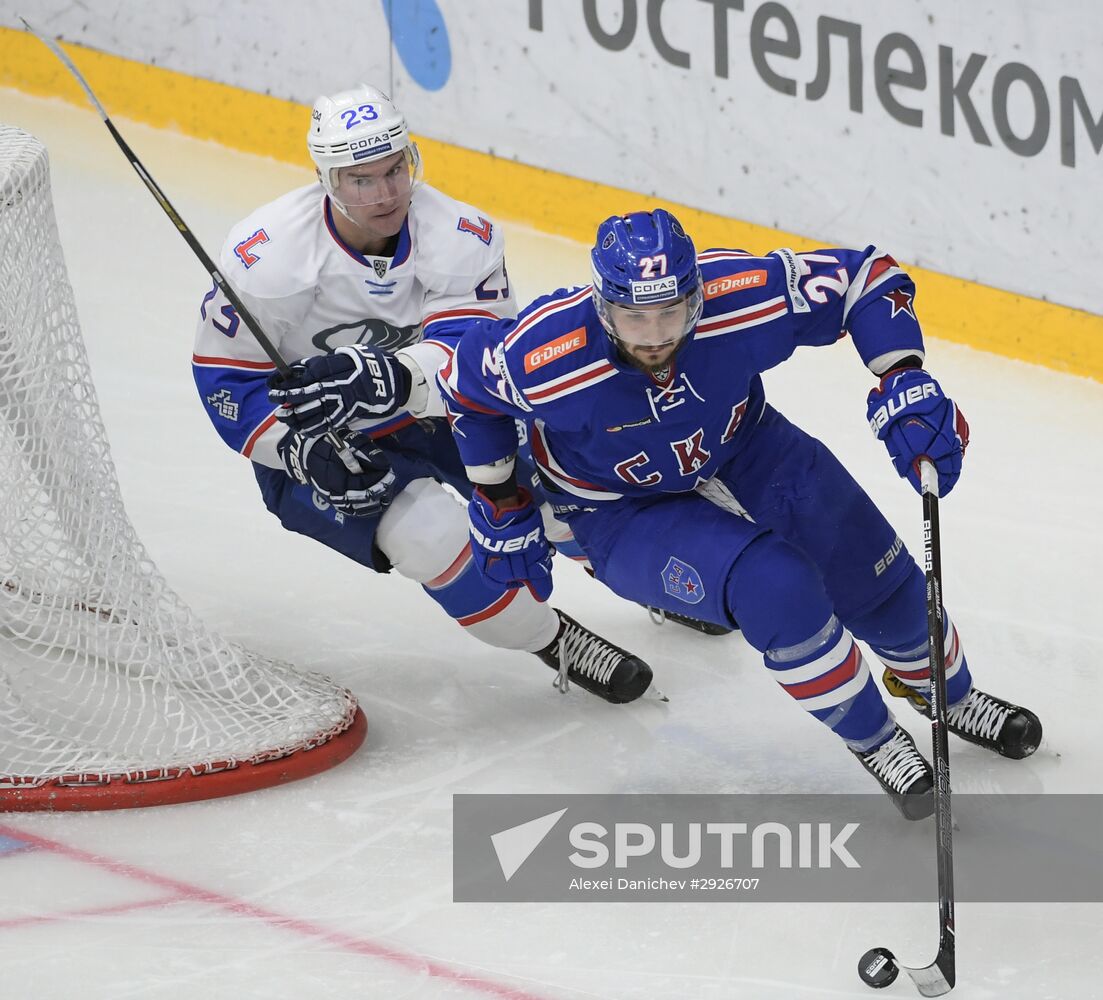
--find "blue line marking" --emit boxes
[0,834,31,855]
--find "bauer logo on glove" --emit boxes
[267,343,411,438]
[866,367,970,497]
[867,379,940,433]
[467,486,553,601]
[469,522,548,556]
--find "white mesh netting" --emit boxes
[0,126,358,795]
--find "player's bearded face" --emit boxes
[331,152,413,236]
[607,299,691,372]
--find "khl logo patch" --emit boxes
[661,556,705,605]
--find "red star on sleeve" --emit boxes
[883,287,916,320]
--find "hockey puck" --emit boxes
[858,947,899,988]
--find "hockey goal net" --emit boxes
[0,126,365,811]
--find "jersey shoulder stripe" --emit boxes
[525,359,617,405]
[697,249,759,263]
[422,307,500,331]
[695,296,789,340]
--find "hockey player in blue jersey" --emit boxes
[419,208,1041,819]
[192,84,658,704]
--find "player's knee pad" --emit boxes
[375,480,561,652]
[724,534,834,652]
[459,587,560,652]
[374,478,469,584]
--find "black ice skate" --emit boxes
[643,605,735,636]
[852,724,935,821]
[536,610,655,704]
[883,670,1042,759]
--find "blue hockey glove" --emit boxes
[468,487,553,601]
[866,367,970,496]
[277,429,396,517]
[267,344,412,437]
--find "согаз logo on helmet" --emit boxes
[350,136,393,161]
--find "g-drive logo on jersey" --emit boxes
[704,269,768,299]
[630,275,678,305]
[525,327,587,373]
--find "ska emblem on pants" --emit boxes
[661,556,705,605]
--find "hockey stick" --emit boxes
[21,19,365,474]
[859,458,955,995]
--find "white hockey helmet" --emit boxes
[306,84,423,213]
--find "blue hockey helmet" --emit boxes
[590,209,703,350]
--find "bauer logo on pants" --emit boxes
[661,556,705,604]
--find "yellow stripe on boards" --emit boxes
[1,26,307,163]
[2,26,1099,381]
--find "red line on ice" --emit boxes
[0,894,180,930]
[0,825,554,1000]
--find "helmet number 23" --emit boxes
[640,254,667,278]
[340,105,380,129]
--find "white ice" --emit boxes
[1,89,1102,1000]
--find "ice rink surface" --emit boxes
[2,89,1102,999]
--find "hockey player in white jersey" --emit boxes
[192,84,652,703]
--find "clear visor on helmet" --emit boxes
[328,146,422,208]
[595,284,703,349]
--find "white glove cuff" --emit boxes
[396,343,450,418]
[465,455,517,486]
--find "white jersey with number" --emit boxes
[192,181,515,468]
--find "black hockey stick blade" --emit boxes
[904,941,955,997]
[861,934,954,996]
